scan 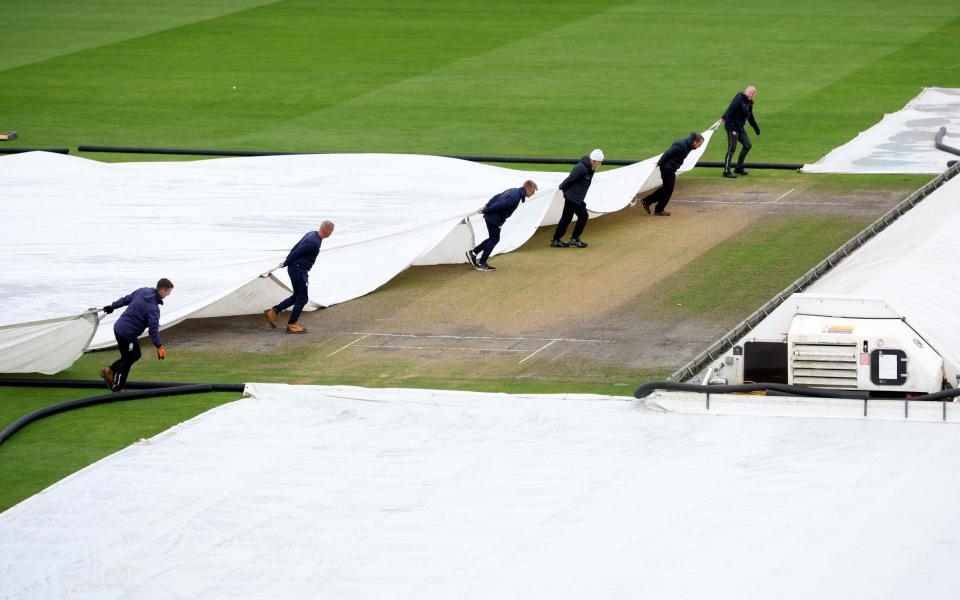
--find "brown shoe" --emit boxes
[654,211,672,217]
[99,367,114,389]
[286,323,307,334]
[263,308,279,328]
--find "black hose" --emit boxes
[897,388,960,402]
[0,147,70,155]
[78,144,310,157]
[936,127,960,157]
[694,160,803,170]
[635,381,960,403]
[635,381,870,400]
[0,377,244,392]
[0,380,246,445]
[77,144,804,170]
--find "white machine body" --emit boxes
[704,295,949,394]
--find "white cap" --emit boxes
[589,148,604,162]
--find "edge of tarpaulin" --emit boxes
[0,309,98,332]
[0,311,100,373]
[801,86,954,173]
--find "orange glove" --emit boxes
[157,346,166,360]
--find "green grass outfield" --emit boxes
[2,0,958,163]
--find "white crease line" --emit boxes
[359,345,527,353]
[549,348,572,362]
[679,199,848,206]
[326,334,370,358]
[773,188,796,203]
[717,192,779,197]
[519,339,558,364]
[678,199,772,205]
[343,331,610,343]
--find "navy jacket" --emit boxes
[483,187,527,226]
[283,231,323,271]
[558,155,595,206]
[722,92,760,135]
[658,133,699,172]
[111,287,164,347]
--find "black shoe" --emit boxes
[465,250,478,268]
[550,239,569,248]
[641,200,653,215]
[723,171,737,179]
[569,238,588,248]
[476,262,496,272]
[734,168,749,175]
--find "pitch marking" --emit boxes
[773,188,796,203]
[519,339,559,364]
[326,334,370,358]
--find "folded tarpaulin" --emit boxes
[0,130,714,372]
[802,87,960,174]
[0,311,99,374]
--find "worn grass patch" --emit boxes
[648,216,870,317]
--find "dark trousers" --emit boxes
[274,267,309,324]
[473,218,502,264]
[553,198,588,240]
[724,128,752,172]
[110,334,141,390]
[642,167,677,213]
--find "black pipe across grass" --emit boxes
[0,147,70,154]
[0,379,245,445]
[78,145,804,170]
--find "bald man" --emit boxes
[721,85,760,178]
[264,221,334,334]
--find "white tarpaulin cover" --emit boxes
[0,130,713,373]
[0,311,99,374]
[803,87,960,174]
[2,383,960,599]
